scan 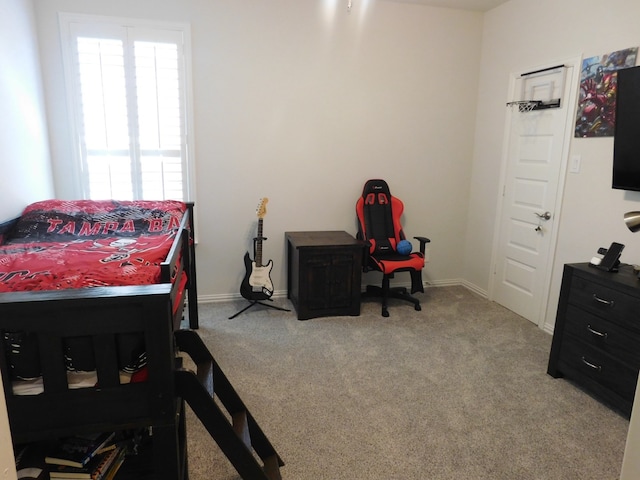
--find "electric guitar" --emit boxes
[240,198,274,301]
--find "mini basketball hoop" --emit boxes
[506,100,542,113]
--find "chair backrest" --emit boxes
[356,179,405,255]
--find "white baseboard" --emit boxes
[541,323,555,335]
[458,280,488,298]
[195,279,487,304]
[195,290,289,304]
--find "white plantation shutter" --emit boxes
[76,36,132,199]
[135,41,184,200]
[60,15,194,201]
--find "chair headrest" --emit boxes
[362,179,392,206]
[362,179,390,197]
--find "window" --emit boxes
[59,14,195,201]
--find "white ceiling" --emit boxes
[382,0,510,12]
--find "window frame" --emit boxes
[58,12,197,202]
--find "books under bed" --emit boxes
[0,199,199,480]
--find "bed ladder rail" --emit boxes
[174,329,284,480]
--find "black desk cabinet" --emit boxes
[548,262,640,417]
[285,231,364,320]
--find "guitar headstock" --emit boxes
[256,198,269,219]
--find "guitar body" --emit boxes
[249,259,274,294]
[240,252,274,301]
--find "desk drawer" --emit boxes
[569,275,640,332]
[565,304,640,368]
[559,337,639,402]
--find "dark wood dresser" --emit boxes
[285,231,364,320]
[548,262,640,417]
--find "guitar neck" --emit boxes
[255,218,264,267]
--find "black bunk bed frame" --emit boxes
[0,203,283,479]
[0,202,198,479]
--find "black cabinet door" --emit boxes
[304,253,355,310]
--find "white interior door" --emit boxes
[492,60,579,326]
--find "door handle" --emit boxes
[535,211,552,221]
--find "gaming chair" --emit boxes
[356,179,430,317]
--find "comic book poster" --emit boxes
[574,47,638,138]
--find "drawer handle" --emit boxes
[592,294,614,307]
[581,356,602,372]
[586,325,608,339]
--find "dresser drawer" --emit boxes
[569,274,640,332]
[565,304,640,368]
[559,337,639,402]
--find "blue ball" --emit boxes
[397,240,412,255]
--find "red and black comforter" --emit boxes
[0,199,186,292]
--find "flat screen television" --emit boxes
[613,65,640,191]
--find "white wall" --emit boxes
[0,0,53,477]
[0,0,53,221]
[33,0,484,299]
[467,0,640,331]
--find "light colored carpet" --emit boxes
[184,286,629,480]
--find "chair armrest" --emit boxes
[414,236,431,254]
[360,239,373,270]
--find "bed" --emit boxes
[0,199,199,479]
